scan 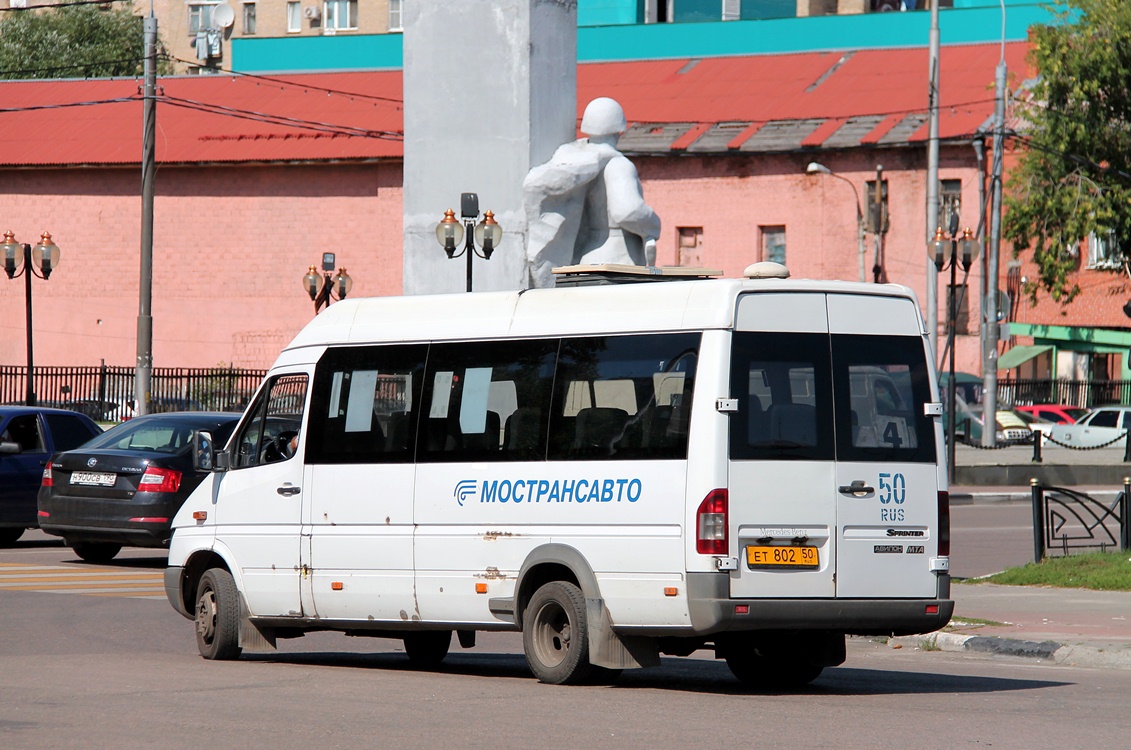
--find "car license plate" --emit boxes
[746,545,819,568]
[70,471,116,487]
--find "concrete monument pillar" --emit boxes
[402,0,578,294]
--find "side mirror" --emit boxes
[0,441,20,455]
[192,431,214,471]
[193,431,229,472]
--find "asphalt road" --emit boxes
[949,500,1035,579]
[4,527,1130,749]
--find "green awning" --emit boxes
[997,344,1054,370]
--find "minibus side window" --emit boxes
[832,334,935,463]
[729,332,834,461]
[306,345,427,464]
[417,339,558,463]
[231,374,308,469]
[550,332,700,461]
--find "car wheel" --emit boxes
[195,568,242,660]
[0,528,24,547]
[71,542,122,563]
[402,631,452,668]
[522,580,597,685]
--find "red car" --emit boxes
[1014,404,1088,425]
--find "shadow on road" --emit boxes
[244,651,1070,696]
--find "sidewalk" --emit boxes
[891,582,1131,669]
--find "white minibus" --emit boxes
[166,263,952,686]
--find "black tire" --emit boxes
[403,631,452,668]
[0,527,24,547]
[71,541,122,563]
[722,638,824,688]
[195,568,242,660]
[522,580,597,685]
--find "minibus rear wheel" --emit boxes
[522,580,598,685]
[195,568,242,660]
[403,631,452,668]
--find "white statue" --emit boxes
[523,97,662,287]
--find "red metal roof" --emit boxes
[0,42,1029,167]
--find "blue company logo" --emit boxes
[454,478,643,506]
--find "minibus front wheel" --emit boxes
[195,568,242,660]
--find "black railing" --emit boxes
[0,364,266,420]
[1030,481,1130,562]
[999,378,1131,409]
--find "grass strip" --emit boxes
[967,551,1131,591]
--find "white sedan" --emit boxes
[1047,406,1131,448]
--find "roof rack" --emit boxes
[552,263,723,287]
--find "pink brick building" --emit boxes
[0,45,1032,374]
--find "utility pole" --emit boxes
[134,11,157,417]
[926,0,941,365]
[982,15,1007,447]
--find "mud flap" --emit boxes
[238,594,277,653]
[585,598,660,669]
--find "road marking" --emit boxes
[0,562,165,599]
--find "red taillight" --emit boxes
[138,466,182,493]
[41,461,53,487]
[937,490,950,557]
[696,489,728,555]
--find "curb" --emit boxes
[888,632,1131,670]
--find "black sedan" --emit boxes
[37,412,240,562]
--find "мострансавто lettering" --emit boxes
[473,478,643,504]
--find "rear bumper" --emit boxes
[685,572,954,636]
[38,520,171,548]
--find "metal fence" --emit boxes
[0,364,267,421]
[1000,379,1131,409]
[1030,482,1130,561]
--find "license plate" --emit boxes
[70,471,116,487]
[746,545,819,569]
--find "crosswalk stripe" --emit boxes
[0,563,165,599]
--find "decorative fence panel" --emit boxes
[1030,482,1130,562]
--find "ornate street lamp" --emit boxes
[435,192,502,293]
[805,162,866,282]
[930,212,981,476]
[302,252,353,314]
[3,231,59,406]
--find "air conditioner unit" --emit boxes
[303,5,321,20]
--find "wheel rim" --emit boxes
[196,586,217,645]
[531,599,571,669]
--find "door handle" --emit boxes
[838,480,874,496]
[277,484,301,496]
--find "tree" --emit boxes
[1003,0,1131,304]
[0,2,169,80]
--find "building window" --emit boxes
[761,226,786,265]
[286,1,301,31]
[188,3,217,35]
[242,2,256,34]
[323,0,357,30]
[644,0,669,23]
[677,226,702,266]
[864,179,889,234]
[388,0,402,31]
[1087,230,1124,270]
[939,179,961,233]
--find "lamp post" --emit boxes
[930,213,981,479]
[806,162,866,282]
[302,252,353,314]
[2,231,60,406]
[435,192,502,293]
